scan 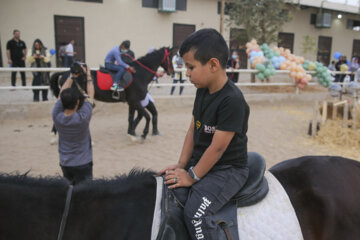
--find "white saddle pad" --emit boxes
[151,171,304,240]
[237,171,303,240]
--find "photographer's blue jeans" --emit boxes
[105,62,126,86]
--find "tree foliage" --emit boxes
[228,0,294,45]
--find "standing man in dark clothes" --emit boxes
[6,29,27,86]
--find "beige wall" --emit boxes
[222,6,359,62]
[282,7,359,61]
[0,0,358,68]
[0,0,220,68]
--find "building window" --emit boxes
[347,19,360,31]
[142,0,187,11]
[70,0,103,3]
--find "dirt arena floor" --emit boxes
[0,73,359,178]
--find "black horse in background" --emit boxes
[50,47,173,140]
[1,155,360,240]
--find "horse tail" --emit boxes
[50,71,70,98]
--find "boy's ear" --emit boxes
[208,58,221,72]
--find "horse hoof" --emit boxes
[127,134,138,143]
[152,131,162,136]
[139,136,146,144]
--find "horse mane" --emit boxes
[132,47,167,66]
[0,168,156,191]
[0,172,69,188]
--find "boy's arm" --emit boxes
[192,130,235,178]
[58,77,73,99]
[166,129,234,189]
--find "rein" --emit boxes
[123,48,170,77]
[57,185,74,240]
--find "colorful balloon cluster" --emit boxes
[246,39,334,89]
[246,39,311,88]
[246,40,276,81]
[303,61,332,87]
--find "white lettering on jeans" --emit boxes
[192,197,212,240]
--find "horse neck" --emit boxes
[135,51,164,85]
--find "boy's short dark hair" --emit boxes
[13,29,20,34]
[179,28,229,69]
[61,88,79,110]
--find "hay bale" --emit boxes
[316,120,360,149]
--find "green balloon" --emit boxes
[256,63,266,72]
[257,73,265,80]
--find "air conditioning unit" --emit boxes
[316,13,332,28]
[159,0,176,12]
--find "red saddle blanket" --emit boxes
[96,70,133,91]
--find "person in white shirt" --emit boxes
[170,51,188,95]
[64,40,76,67]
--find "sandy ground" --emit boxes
[1,90,359,179]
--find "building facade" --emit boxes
[0,0,359,68]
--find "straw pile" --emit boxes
[316,104,360,149]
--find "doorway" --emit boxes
[54,15,85,66]
[317,36,332,66]
[352,39,360,59]
[278,32,294,53]
[229,28,248,69]
[172,24,195,50]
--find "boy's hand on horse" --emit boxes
[164,168,196,189]
[157,163,185,176]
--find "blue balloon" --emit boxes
[50,49,56,55]
[279,56,286,63]
[346,60,350,65]
[334,52,341,60]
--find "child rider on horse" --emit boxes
[104,40,136,91]
[158,28,250,240]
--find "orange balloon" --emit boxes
[290,71,297,78]
[306,74,312,82]
[279,63,287,70]
[296,72,304,80]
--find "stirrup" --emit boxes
[112,90,120,100]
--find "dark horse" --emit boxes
[1,155,360,240]
[50,47,173,140]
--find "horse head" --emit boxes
[159,47,174,76]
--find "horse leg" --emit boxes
[127,105,136,136]
[146,101,160,135]
[135,104,150,140]
[133,110,144,130]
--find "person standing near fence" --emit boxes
[170,51,187,95]
[27,39,51,102]
[6,29,27,87]
[64,40,76,67]
[226,50,241,83]
[52,64,95,184]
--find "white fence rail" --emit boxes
[0,67,356,91]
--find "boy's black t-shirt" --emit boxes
[190,80,249,168]
[6,39,27,61]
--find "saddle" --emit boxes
[156,152,269,240]
[97,67,133,100]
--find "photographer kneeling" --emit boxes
[52,62,95,184]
